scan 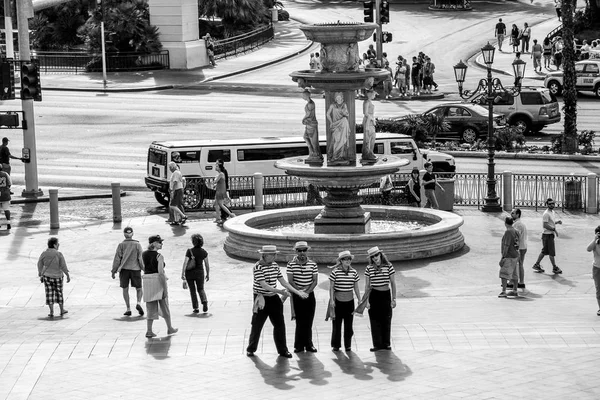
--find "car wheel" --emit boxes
[511,117,531,134]
[154,191,170,207]
[595,84,600,98]
[183,179,205,210]
[547,80,562,96]
[461,127,478,143]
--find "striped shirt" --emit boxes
[287,259,318,288]
[329,267,359,292]
[252,261,282,294]
[365,263,395,288]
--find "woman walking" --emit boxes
[543,37,553,69]
[361,247,396,351]
[511,24,520,53]
[246,245,308,358]
[181,233,210,314]
[142,235,177,338]
[37,237,70,318]
[212,163,234,226]
[328,250,361,352]
[407,167,421,207]
[531,39,543,72]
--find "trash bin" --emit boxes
[435,178,455,211]
[564,179,582,209]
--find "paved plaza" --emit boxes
[2,204,600,399]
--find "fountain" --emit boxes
[223,22,464,263]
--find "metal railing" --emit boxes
[213,24,274,60]
[32,50,170,73]
[513,173,586,211]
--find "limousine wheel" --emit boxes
[183,180,204,210]
[154,192,170,207]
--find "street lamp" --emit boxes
[453,42,526,212]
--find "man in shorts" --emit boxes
[495,18,506,52]
[112,227,145,316]
[510,208,528,289]
[532,198,562,274]
[0,164,11,230]
[499,216,520,298]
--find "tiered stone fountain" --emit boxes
[223,22,464,263]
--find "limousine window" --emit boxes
[148,148,166,164]
[172,151,200,163]
[391,142,415,155]
[208,149,231,163]
[237,146,308,161]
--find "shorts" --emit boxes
[541,233,556,256]
[499,257,519,280]
[0,201,9,210]
[119,269,142,288]
[170,188,183,207]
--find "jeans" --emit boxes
[247,295,288,354]
[186,275,207,310]
[521,36,530,53]
[593,267,600,309]
[292,292,316,350]
[424,189,439,209]
[331,299,355,349]
[368,290,393,349]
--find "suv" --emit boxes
[472,87,560,133]
[544,60,600,98]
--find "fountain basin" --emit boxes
[223,206,465,263]
[300,22,378,43]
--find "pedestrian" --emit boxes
[328,250,361,352]
[513,52,522,86]
[531,39,543,72]
[0,164,11,230]
[381,52,389,67]
[498,217,520,298]
[212,163,235,226]
[510,208,528,290]
[553,37,563,69]
[217,159,231,222]
[555,0,562,21]
[246,245,308,358]
[532,198,563,274]
[383,62,393,99]
[0,137,23,177]
[380,174,393,205]
[520,22,531,53]
[181,233,210,314]
[407,167,421,207]
[422,162,444,209]
[423,56,435,94]
[37,237,70,318]
[410,56,421,96]
[167,162,187,226]
[361,246,396,351]
[287,241,318,353]
[404,58,411,94]
[511,24,520,53]
[580,40,590,60]
[543,37,553,69]
[306,183,323,206]
[111,226,145,317]
[367,44,377,59]
[309,53,316,69]
[394,61,407,96]
[203,33,216,67]
[495,18,506,52]
[142,235,178,338]
[585,225,600,316]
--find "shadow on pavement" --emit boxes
[365,350,412,382]
[145,336,172,360]
[550,274,577,287]
[295,353,332,386]
[332,350,373,381]
[250,356,299,390]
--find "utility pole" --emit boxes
[375,0,382,67]
[17,0,43,197]
[4,0,14,58]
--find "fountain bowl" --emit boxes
[300,22,379,44]
[223,206,465,264]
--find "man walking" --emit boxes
[495,18,507,52]
[112,227,145,316]
[532,198,562,274]
[0,164,11,230]
[0,137,23,177]
[499,217,520,298]
[422,162,444,209]
[167,162,187,225]
[586,226,600,316]
[511,208,527,289]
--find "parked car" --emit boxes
[395,103,505,144]
[544,60,600,98]
[470,87,561,133]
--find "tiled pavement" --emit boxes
[1,207,600,399]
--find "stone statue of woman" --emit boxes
[326,92,350,166]
[361,90,377,163]
[301,90,322,163]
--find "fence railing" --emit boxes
[213,24,274,60]
[32,50,170,73]
[190,172,589,213]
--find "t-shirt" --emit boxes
[542,209,557,235]
[513,220,528,250]
[411,62,421,78]
[501,227,520,258]
[287,259,318,288]
[185,247,208,279]
[423,172,436,190]
[0,171,11,202]
[329,267,359,292]
[496,22,506,35]
[0,145,10,164]
[170,169,184,191]
[365,263,395,288]
[253,261,282,294]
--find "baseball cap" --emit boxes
[123,227,133,234]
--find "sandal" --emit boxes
[145,332,157,338]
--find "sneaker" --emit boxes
[136,304,144,316]
[498,291,507,298]
[532,264,544,273]
[193,309,199,314]
[553,266,562,274]
[202,302,208,313]
[517,283,526,289]
[507,291,519,298]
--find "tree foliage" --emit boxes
[199,0,270,36]
[29,0,88,50]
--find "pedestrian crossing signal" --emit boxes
[20,63,42,102]
[382,32,393,43]
[380,0,390,24]
[363,1,374,23]
[0,62,15,100]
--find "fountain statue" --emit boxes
[223,22,464,263]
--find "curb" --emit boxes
[11,191,127,205]
[45,84,176,93]
[447,150,600,162]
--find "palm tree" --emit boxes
[561,0,578,153]
[199,0,268,36]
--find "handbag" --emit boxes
[142,274,164,302]
[185,249,196,270]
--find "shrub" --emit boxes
[494,126,526,151]
[551,130,596,154]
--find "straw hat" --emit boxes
[337,250,354,261]
[367,246,382,257]
[293,241,311,250]
[258,245,280,254]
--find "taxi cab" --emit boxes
[544,59,600,98]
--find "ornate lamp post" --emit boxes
[453,43,526,212]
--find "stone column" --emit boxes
[147,0,208,69]
[587,173,597,214]
[502,171,512,212]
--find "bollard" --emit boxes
[111,182,122,223]
[587,173,598,214]
[254,173,264,211]
[49,189,59,229]
[502,171,513,212]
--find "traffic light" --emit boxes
[0,62,15,100]
[363,1,374,23]
[380,0,390,24]
[21,63,42,101]
[382,32,393,43]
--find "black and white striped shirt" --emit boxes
[329,267,359,292]
[253,261,282,295]
[287,259,318,288]
[365,263,395,288]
